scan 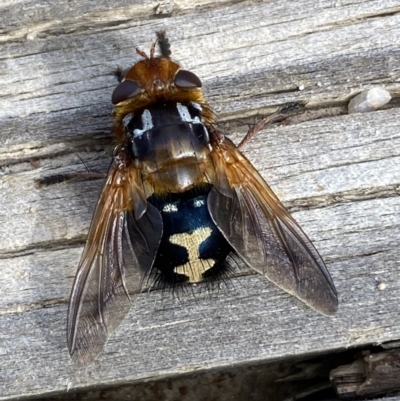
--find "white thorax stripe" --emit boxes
[133,109,154,138]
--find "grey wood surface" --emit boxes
[1,0,400,399]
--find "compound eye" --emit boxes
[174,70,202,88]
[111,80,141,104]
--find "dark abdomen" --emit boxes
[148,185,232,285]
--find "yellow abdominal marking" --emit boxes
[169,227,214,283]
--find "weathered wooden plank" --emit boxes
[1,108,399,254]
[1,0,400,399]
[1,0,400,124]
[1,112,400,399]
[1,248,400,399]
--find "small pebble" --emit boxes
[348,88,391,113]
[27,31,38,41]
[377,282,387,291]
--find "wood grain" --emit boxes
[331,350,400,398]
[1,0,400,399]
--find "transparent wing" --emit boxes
[208,138,338,315]
[67,159,162,365]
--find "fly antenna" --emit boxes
[156,30,171,59]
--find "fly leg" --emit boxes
[238,100,307,150]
